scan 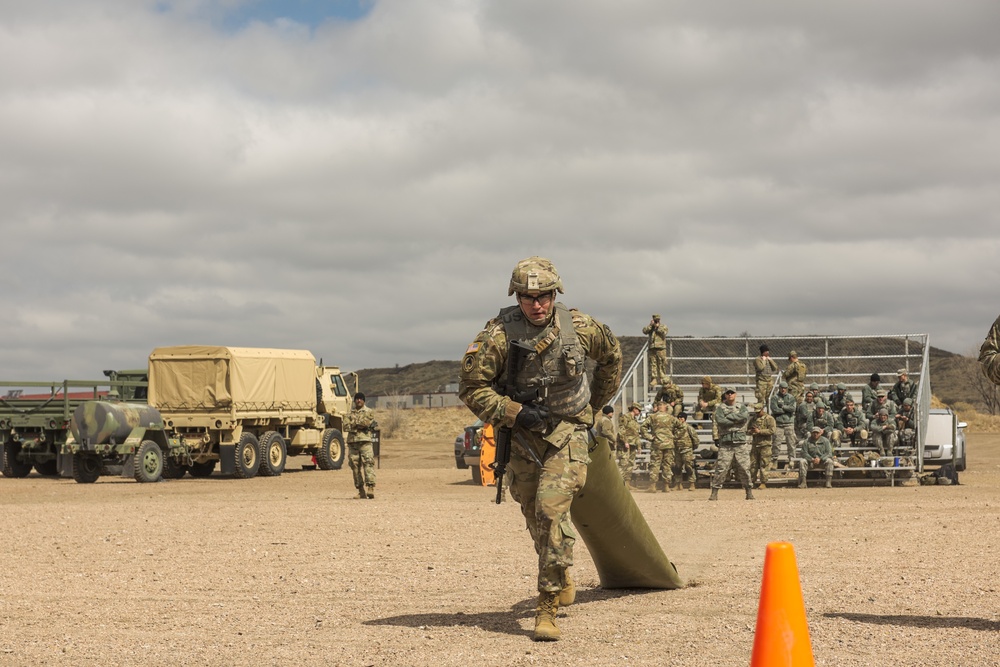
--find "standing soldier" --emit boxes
[643,315,668,389]
[672,411,699,491]
[890,369,917,405]
[754,344,779,405]
[979,313,1000,384]
[616,402,643,486]
[594,406,617,452]
[641,401,676,493]
[458,256,622,642]
[783,351,808,404]
[695,376,723,443]
[710,388,753,500]
[769,381,798,467]
[345,392,377,499]
[797,426,835,489]
[747,402,775,489]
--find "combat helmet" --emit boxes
[508,256,564,296]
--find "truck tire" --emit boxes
[189,460,216,478]
[316,428,345,470]
[72,452,102,484]
[34,460,59,477]
[233,432,261,479]
[259,431,287,477]
[162,457,187,479]
[2,442,33,478]
[134,440,164,483]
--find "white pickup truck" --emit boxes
[922,407,967,471]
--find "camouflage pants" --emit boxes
[649,349,668,386]
[507,426,589,593]
[755,379,775,406]
[789,385,805,404]
[348,442,376,489]
[673,446,695,481]
[749,443,772,486]
[711,443,752,489]
[648,446,675,488]
[772,424,797,463]
[616,445,636,483]
[834,428,868,446]
[898,428,916,451]
[871,431,897,457]
[797,457,834,484]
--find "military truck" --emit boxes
[146,346,350,479]
[0,370,147,478]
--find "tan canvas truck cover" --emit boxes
[148,346,317,412]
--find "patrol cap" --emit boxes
[628,401,642,412]
[897,368,908,375]
[810,426,823,434]
[354,392,366,401]
[779,381,788,388]
[702,375,712,383]
[903,398,913,406]
[652,314,661,319]
[601,405,615,415]
[723,388,736,396]
[809,383,820,391]
[753,402,764,410]
[836,383,846,390]
[789,350,798,358]
[870,373,881,382]
[815,401,826,410]
[508,256,564,296]
[878,408,889,416]
[876,389,888,398]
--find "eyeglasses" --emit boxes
[517,292,554,306]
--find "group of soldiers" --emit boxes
[618,324,923,496]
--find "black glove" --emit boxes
[515,404,550,432]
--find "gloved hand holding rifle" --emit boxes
[491,340,546,504]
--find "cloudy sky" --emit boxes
[2,0,999,381]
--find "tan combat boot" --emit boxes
[824,476,832,489]
[358,487,367,499]
[558,571,575,607]
[533,592,560,641]
[366,486,375,499]
[709,487,719,501]
[745,486,755,500]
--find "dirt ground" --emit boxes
[1,428,998,666]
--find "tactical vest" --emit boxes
[497,303,589,419]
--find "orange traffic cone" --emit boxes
[750,542,815,666]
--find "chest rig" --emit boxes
[497,303,590,419]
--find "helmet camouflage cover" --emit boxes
[508,256,564,296]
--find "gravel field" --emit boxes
[1,429,997,667]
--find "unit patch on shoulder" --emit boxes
[463,354,477,372]
[466,342,481,354]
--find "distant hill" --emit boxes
[353,337,984,410]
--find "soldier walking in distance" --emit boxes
[709,388,753,501]
[783,351,808,404]
[747,402,775,489]
[345,392,377,499]
[754,344,779,405]
[643,314,668,389]
[459,256,622,642]
[616,402,643,485]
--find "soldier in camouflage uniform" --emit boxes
[458,256,622,642]
[828,384,849,413]
[754,344,779,405]
[809,403,835,440]
[797,426,835,488]
[695,376,723,442]
[709,389,753,501]
[655,379,684,417]
[783,351,808,404]
[835,399,868,447]
[345,392,377,499]
[616,402,643,485]
[979,314,1000,384]
[672,411,699,491]
[641,401,676,493]
[747,402,775,489]
[860,373,882,414]
[894,398,917,452]
[890,369,917,406]
[869,408,897,457]
[867,389,898,421]
[643,315,668,389]
[594,405,617,452]
[794,391,817,439]
[769,381,797,466]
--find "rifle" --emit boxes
[491,340,541,505]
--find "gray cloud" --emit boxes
[1,0,997,382]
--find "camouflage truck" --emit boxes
[0,370,148,478]
[145,346,350,479]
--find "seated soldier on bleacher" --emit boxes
[894,398,917,452]
[828,384,849,413]
[834,398,869,447]
[861,373,882,415]
[655,379,684,417]
[798,426,835,489]
[867,389,898,421]
[794,391,818,439]
[808,402,835,440]
[869,408,898,456]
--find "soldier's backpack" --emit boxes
[845,451,867,468]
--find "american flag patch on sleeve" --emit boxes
[466,342,481,354]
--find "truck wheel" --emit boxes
[34,460,59,477]
[259,431,287,477]
[162,457,187,479]
[134,440,164,483]
[233,432,261,479]
[2,442,33,478]
[316,429,345,470]
[72,452,102,484]
[189,460,216,478]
